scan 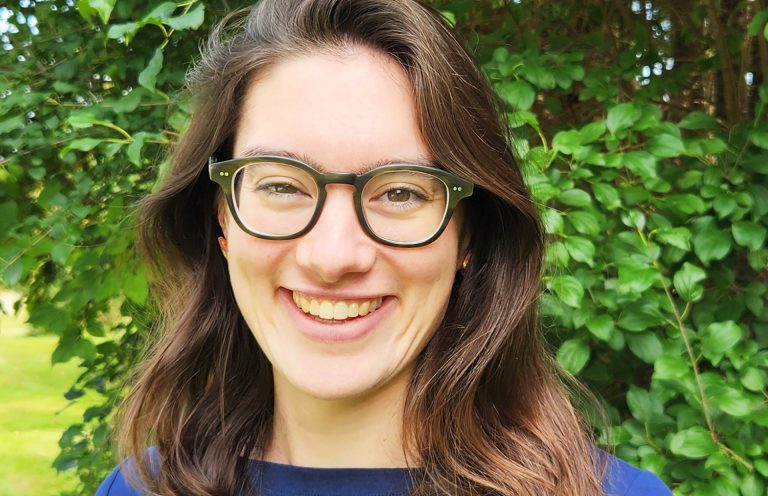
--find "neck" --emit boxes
[263,370,412,468]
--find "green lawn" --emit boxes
[0,325,94,495]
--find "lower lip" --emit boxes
[279,289,393,343]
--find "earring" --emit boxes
[461,252,471,270]
[218,236,228,259]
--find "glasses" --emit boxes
[208,155,474,247]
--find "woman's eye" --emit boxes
[386,188,413,203]
[271,183,299,194]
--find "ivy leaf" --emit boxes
[167,3,205,31]
[673,262,706,302]
[669,426,717,459]
[139,47,165,92]
[548,275,584,308]
[556,338,590,374]
[732,221,767,251]
[648,134,686,158]
[606,102,641,134]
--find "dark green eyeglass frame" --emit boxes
[208,155,474,247]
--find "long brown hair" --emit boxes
[119,0,605,494]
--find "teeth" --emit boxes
[292,291,382,321]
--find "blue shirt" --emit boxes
[96,452,672,495]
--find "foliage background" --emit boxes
[1,0,766,494]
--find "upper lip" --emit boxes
[285,287,389,301]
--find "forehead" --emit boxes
[232,48,432,173]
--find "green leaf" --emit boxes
[144,2,177,21]
[673,262,706,301]
[0,202,19,238]
[678,111,717,130]
[167,2,205,30]
[712,193,737,219]
[546,241,570,267]
[626,332,663,363]
[740,367,767,392]
[648,134,686,158]
[0,115,24,134]
[77,0,116,24]
[126,132,147,166]
[732,221,767,251]
[618,305,665,332]
[606,102,641,134]
[693,227,731,263]
[564,236,595,266]
[592,182,621,210]
[626,385,656,422]
[124,270,148,304]
[522,64,556,90]
[622,151,657,178]
[578,120,606,144]
[567,210,600,235]
[700,321,743,363]
[655,227,691,250]
[617,261,657,294]
[552,130,582,154]
[557,188,591,207]
[548,275,584,308]
[51,243,73,265]
[138,47,164,92]
[107,22,140,41]
[60,138,102,155]
[669,426,717,459]
[499,80,536,110]
[586,314,614,341]
[556,338,590,374]
[749,9,768,35]
[749,130,768,149]
[666,194,706,215]
[67,111,98,129]
[710,384,755,417]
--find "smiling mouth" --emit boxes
[291,290,383,321]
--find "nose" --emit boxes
[294,185,377,284]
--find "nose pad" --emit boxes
[294,186,377,283]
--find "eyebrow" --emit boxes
[235,145,439,173]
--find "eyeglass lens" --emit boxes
[232,161,449,243]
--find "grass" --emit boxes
[0,297,96,496]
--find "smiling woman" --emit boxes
[96,1,671,495]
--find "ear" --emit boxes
[455,207,472,271]
[216,194,229,237]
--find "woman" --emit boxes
[97,0,671,494]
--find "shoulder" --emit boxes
[96,465,144,496]
[602,453,672,496]
[96,449,159,496]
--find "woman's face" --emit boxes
[220,48,463,402]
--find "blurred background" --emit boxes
[1,0,766,494]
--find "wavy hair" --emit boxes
[119,0,605,494]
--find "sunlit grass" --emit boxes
[0,310,96,495]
